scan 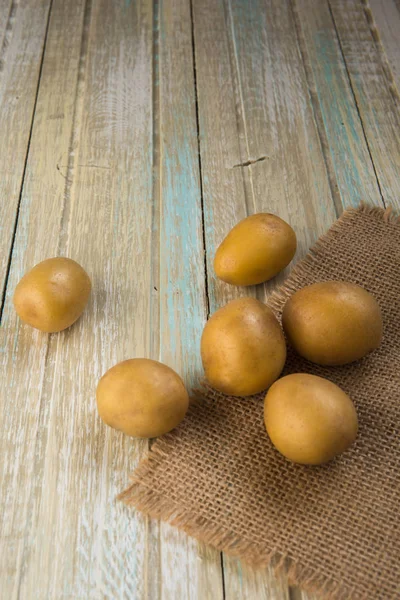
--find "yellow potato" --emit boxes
[201,297,286,396]
[282,281,382,366]
[214,213,297,286]
[264,373,358,465]
[96,359,189,438]
[13,257,91,332]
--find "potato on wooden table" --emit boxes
[13,257,91,333]
[96,359,189,438]
[214,213,297,286]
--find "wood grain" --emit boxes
[193,0,338,597]
[329,0,400,210]
[225,0,337,275]
[0,0,13,44]
[1,0,153,596]
[1,0,398,598]
[154,0,224,597]
[0,0,51,307]
[368,0,400,98]
[0,0,224,596]
[0,0,86,594]
[20,0,155,596]
[293,0,382,208]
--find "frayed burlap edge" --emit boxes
[119,422,355,600]
[120,204,398,600]
[268,203,399,316]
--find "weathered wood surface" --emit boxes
[0,0,52,304]
[154,0,224,597]
[0,0,399,598]
[368,0,400,97]
[329,0,400,209]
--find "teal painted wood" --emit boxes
[329,0,400,210]
[223,0,336,282]
[193,1,340,598]
[192,0,249,317]
[294,0,382,209]
[158,0,209,386]
[155,0,225,597]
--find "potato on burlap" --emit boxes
[264,373,358,465]
[282,281,382,366]
[201,297,286,396]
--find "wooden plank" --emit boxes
[193,0,338,598]
[154,0,224,597]
[227,0,339,590]
[192,0,248,316]
[329,0,400,210]
[0,0,51,305]
[225,0,338,286]
[0,0,13,45]
[0,0,153,597]
[293,0,381,207]
[0,0,86,594]
[15,0,155,596]
[0,0,223,597]
[222,563,293,600]
[2,1,397,599]
[368,0,400,98]
[287,4,386,598]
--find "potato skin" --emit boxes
[201,297,286,396]
[13,257,91,333]
[214,213,297,286]
[264,373,358,465]
[282,281,382,366]
[96,359,189,438]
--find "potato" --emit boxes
[201,297,286,396]
[96,359,189,438]
[282,281,382,366]
[13,257,91,332]
[264,373,358,465]
[214,213,297,286]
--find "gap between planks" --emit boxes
[147,0,161,596]
[189,0,211,321]
[0,0,54,323]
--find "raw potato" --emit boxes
[264,373,358,465]
[201,297,286,396]
[96,359,189,438]
[13,257,91,333]
[282,281,382,366]
[214,213,297,286]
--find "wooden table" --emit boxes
[1,0,399,598]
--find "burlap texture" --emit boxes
[120,206,400,600]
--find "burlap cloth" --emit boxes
[120,206,400,600]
